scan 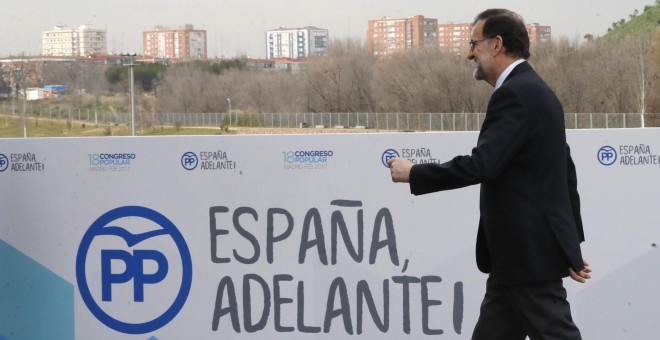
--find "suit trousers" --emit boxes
[471,276,581,340]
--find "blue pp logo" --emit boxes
[181,152,198,170]
[76,206,192,334]
[0,154,8,172]
[597,146,617,166]
[382,149,400,167]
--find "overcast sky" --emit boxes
[1,0,653,58]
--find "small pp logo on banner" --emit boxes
[382,149,400,168]
[0,154,8,172]
[76,206,192,334]
[181,151,198,170]
[597,146,617,166]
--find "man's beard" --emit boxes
[473,62,486,81]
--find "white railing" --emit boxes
[0,102,651,130]
[154,112,648,130]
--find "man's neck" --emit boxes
[488,56,520,87]
[495,59,526,89]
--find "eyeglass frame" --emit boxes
[469,38,491,51]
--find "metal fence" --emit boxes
[156,111,649,130]
[0,101,651,131]
[0,101,129,125]
[158,112,489,131]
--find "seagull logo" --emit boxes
[76,206,192,334]
[95,226,169,247]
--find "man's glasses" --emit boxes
[469,38,490,51]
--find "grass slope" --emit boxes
[0,115,232,138]
[605,3,660,40]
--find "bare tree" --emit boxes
[533,37,591,113]
[627,34,656,126]
[650,31,660,115]
[42,60,111,95]
[4,55,41,131]
[372,47,489,114]
[372,51,427,112]
[234,69,305,114]
[157,63,219,114]
[300,39,375,115]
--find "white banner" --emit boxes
[0,128,658,339]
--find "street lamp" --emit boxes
[227,98,231,126]
[15,67,26,138]
[122,53,137,136]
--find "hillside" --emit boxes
[604,2,660,40]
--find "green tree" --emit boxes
[104,63,167,92]
[133,63,167,91]
[104,66,123,85]
[185,60,245,74]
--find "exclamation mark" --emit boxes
[453,281,464,334]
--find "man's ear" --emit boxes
[492,36,504,56]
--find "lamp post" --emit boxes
[15,67,26,138]
[227,98,231,126]
[11,71,16,117]
[122,53,137,136]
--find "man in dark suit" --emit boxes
[388,9,592,340]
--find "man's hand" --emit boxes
[569,259,592,283]
[387,157,414,183]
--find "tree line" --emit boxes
[151,34,658,117]
[6,31,658,121]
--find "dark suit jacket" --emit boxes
[409,61,585,285]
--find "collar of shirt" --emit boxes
[495,59,526,89]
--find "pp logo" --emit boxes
[0,154,8,172]
[597,146,617,166]
[76,206,192,334]
[181,151,198,170]
[382,149,400,167]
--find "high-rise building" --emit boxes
[438,22,552,54]
[437,23,472,54]
[42,25,107,57]
[527,23,552,45]
[367,15,438,56]
[266,26,328,59]
[143,25,207,60]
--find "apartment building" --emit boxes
[42,25,107,57]
[437,23,472,54]
[527,23,552,44]
[266,26,328,59]
[367,15,438,56]
[143,25,207,60]
[439,22,552,54]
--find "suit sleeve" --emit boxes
[566,143,585,242]
[410,86,528,195]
